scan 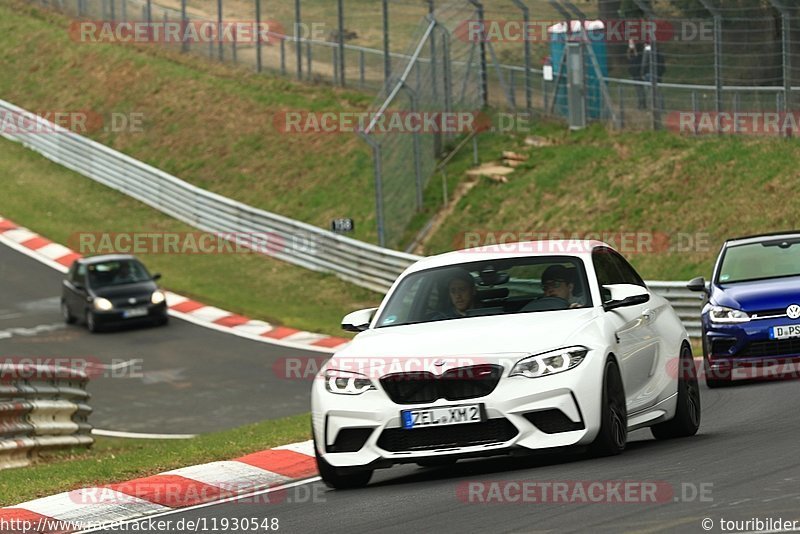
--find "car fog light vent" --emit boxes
[524,409,584,434]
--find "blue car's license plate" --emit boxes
[770,325,800,340]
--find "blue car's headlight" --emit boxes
[709,306,750,324]
[324,370,375,395]
[510,346,588,378]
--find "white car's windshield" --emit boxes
[718,238,800,284]
[375,256,592,328]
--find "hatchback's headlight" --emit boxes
[709,306,750,323]
[151,290,166,304]
[93,297,113,311]
[510,346,588,378]
[324,370,375,395]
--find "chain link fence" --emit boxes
[23,0,800,247]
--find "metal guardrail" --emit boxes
[0,98,703,335]
[0,365,93,470]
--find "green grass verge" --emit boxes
[0,136,379,336]
[0,413,311,506]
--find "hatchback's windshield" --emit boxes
[375,256,592,328]
[717,239,800,284]
[87,260,152,287]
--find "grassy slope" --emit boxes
[423,121,800,281]
[0,136,378,335]
[0,1,381,243]
[0,414,310,506]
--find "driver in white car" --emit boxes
[541,265,585,308]
[446,270,477,317]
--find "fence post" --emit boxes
[280,39,286,74]
[332,47,339,83]
[359,134,386,248]
[255,0,262,72]
[121,0,126,21]
[427,2,441,157]
[180,0,187,53]
[767,2,792,137]
[306,41,312,79]
[110,0,115,21]
[146,0,151,24]
[618,84,625,129]
[337,0,345,86]
[511,0,532,114]
[403,84,424,211]
[295,0,302,79]
[359,49,365,88]
[382,0,391,94]
[232,21,237,63]
[468,0,488,108]
[216,0,224,61]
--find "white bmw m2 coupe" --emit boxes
[311,241,701,488]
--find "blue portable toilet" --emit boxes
[548,21,608,120]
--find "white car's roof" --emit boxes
[405,240,609,274]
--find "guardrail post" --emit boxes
[337,0,345,86]
[294,0,302,79]
[255,0,262,72]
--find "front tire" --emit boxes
[61,301,76,324]
[652,344,701,439]
[86,311,100,333]
[314,438,372,489]
[589,358,627,457]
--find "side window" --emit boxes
[592,248,625,302]
[74,264,87,286]
[608,252,646,287]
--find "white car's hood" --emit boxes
[337,308,600,361]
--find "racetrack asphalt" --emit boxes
[98,353,800,533]
[0,242,322,434]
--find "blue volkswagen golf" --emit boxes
[689,232,800,387]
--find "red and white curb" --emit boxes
[0,216,350,353]
[0,440,318,533]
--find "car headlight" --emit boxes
[324,369,375,395]
[93,297,113,311]
[151,290,166,304]
[510,346,589,378]
[709,306,750,323]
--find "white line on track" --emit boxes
[73,476,321,533]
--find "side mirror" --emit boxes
[602,284,650,311]
[152,273,162,281]
[341,307,377,333]
[687,276,707,294]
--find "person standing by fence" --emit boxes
[627,39,646,110]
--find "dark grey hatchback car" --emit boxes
[61,254,169,332]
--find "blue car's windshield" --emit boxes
[375,256,592,328]
[718,239,800,284]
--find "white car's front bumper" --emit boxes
[311,353,606,468]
